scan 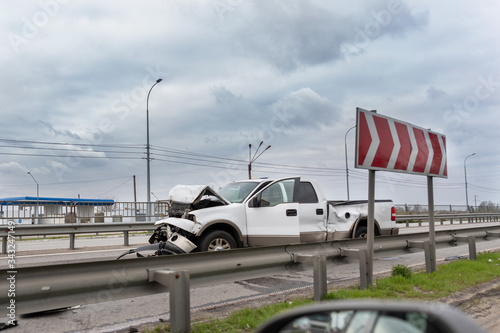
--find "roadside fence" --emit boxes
[0,200,170,225]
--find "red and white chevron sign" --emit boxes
[355,108,447,178]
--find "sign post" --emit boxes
[355,108,447,284]
[367,169,375,286]
[427,176,437,272]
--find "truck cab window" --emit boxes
[260,180,295,207]
[298,182,318,204]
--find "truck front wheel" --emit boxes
[198,230,237,252]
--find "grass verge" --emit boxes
[144,252,500,333]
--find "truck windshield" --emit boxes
[218,181,261,203]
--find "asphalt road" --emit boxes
[2,223,500,332]
[5,221,500,268]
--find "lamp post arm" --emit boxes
[27,171,39,224]
[253,145,271,163]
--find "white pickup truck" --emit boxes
[136,177,398,256]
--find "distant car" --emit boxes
[255,299,486,333]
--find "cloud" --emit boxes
[0,1,498,205]
[226,0,428,72]
[41,121,82,140]
[426,87,447,100]
[0,161,27,175]
[271,88,340,129]
[212,86,240,105]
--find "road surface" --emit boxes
[2,223,500,332]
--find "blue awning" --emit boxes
[0,197,115,206]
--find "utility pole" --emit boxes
[133,175,137,220]
[344,125,356,200]
[146,78,162,221]
[464,153,476,213]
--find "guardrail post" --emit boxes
[407,240,435,273]
[313,255,327,301]
[340,248,368,290]
[293,254,327,301]
[69,233,75,250]
[467,235,476,260]
[151,270,190,333]
[423,241,433,273]
[2,236,6,254]
[358,249,368,289]
[123,231,129,246]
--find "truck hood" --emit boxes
[167,185,230,218]
[169,185,230,205]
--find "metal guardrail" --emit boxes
[396,213,500,226]
[2,226,500,332]
[0,222,156,254]
[394,203,500,214]
[1,213,499,254]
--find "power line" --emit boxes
[97,177,133,197]
[0,144,144,155]
[44,176,133,186]
[1,176,133,187]
[0,137,497,194]
[468,183,500,194]
[151,145,244,164]
[0,138,142,149]
[151,151,246,167]
[0,151,143,160]
[254,161,345,172]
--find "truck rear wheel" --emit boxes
[354,226,380,238]
[198,230,236,252]
[354,226,368,239]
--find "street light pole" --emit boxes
[344,125,356,200]
[27,171,39,224]
[146,78,162,221]
[248,141,271,179]
[464,153,476,213]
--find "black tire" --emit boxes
[354,226,368,239]
[198,230,237,252]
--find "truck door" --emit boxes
[297,181,327,242]
[245,178,300,247]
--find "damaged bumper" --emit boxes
[117,231,197,259]
[165,232,197,253]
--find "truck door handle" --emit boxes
[316,209,323,215]
[286,209,297,217]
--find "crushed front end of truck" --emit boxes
[118,185,229,259]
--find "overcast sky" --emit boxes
[0,0,499,208]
